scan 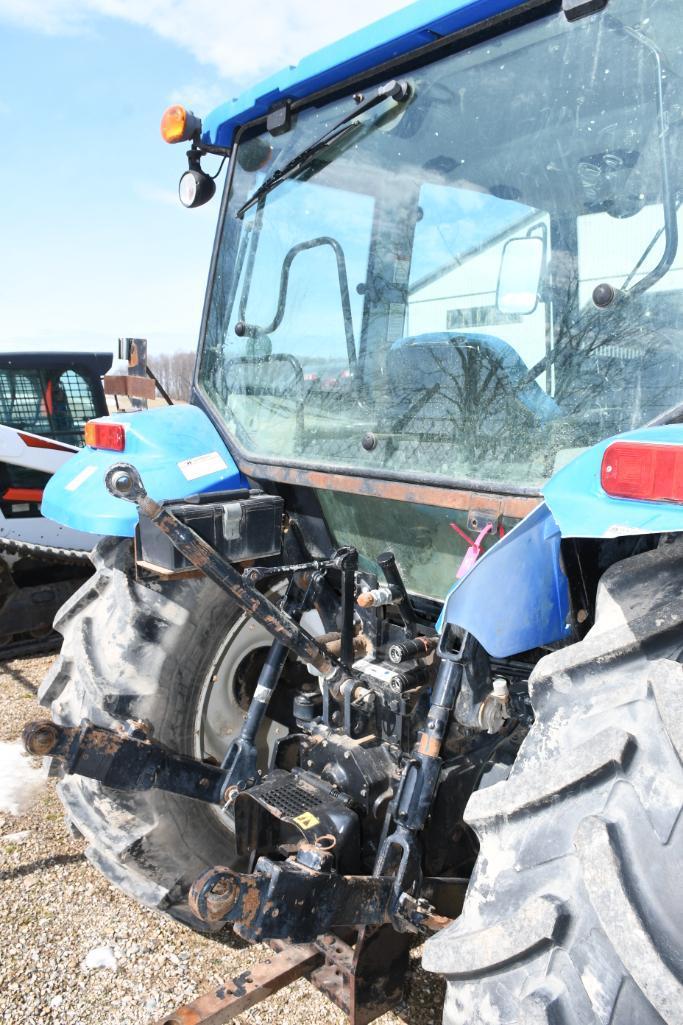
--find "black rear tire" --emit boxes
[424,539,683,1024]
[39,537,274,929]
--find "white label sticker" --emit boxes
[353,657,397,684]
[177,451,228,481]
[65,465,97,492]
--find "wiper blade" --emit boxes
[237,78,410,219]
[237,121,360,218]
[645,401,683,427]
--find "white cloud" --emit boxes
[0,0,413,81]
[168,80,232,114]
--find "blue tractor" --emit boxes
[28,1,683,1021]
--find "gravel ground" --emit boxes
[0,654,445,1025]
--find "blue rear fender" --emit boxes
[41,404,248,537]
[440,425,683,658]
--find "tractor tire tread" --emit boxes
[424,541,683,1025]
[39,537,239,930]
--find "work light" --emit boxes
[179,168,216,208]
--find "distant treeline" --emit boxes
[148,351,196,402]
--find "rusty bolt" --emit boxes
[23,721,59,757]
[126,718,153,738]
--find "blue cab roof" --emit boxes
[202,0,527,148]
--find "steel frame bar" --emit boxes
[152,942,321,1025]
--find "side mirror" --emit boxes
[496,236,545,315]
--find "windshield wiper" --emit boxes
[236,79,410,219]
[646,401,683,427]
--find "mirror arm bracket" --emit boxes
[563,0,608,21]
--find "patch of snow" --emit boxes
[0,741,46,815]
[82,945,118,972]
[0,829,30,844]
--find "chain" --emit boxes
[0,536,92,566]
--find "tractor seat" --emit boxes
[386,332,559,430]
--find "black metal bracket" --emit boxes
[190,860,396,941]
[23,719,230,805]
[189,856,447,942]
[562,0,608,21]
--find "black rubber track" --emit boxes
[39,537,246,930]
[423,539,683,1024]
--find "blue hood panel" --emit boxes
[41,405,248,537]
[203,0,528,149]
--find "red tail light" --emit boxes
[601,441,683,503]
[84,421,126,452]
[2,487,43,503]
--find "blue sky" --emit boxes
[0,0,408,359]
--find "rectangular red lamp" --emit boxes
[2,487,43,503]
[84,421,126,452]
[601,441,683,503]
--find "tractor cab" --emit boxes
[190,0,683,598]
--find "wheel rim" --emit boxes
[193,605,324,768]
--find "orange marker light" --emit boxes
[84,421,126,452]
[160,105,201,144]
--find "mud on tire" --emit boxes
[39,537,248,930]
[424,539,683,1025]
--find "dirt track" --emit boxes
[0,655,444,1025]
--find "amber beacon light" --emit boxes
[160,105,201,144]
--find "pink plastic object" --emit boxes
[450,521,494,578]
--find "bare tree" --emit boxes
[149,351,196,402]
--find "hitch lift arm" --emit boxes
[23,719,230,804]
[104,462,350,686]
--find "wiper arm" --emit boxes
[236,78,410,219]
[646,401,683,427]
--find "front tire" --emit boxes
[424,539,683,1024]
